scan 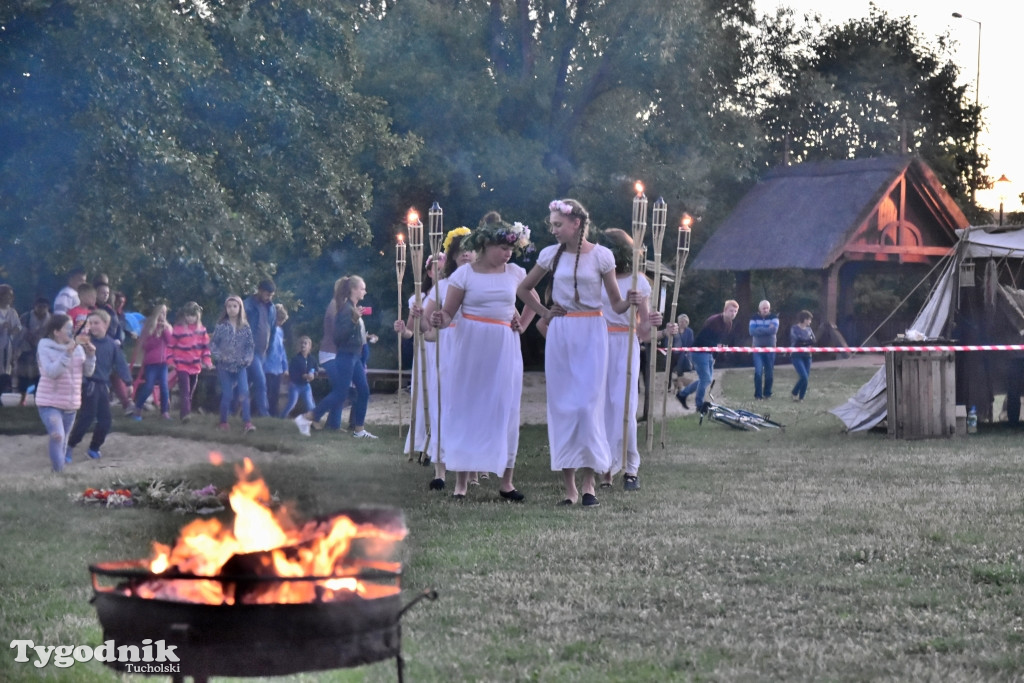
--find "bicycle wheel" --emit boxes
[708,409,759,431]
[733,408,784,430]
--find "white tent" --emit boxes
[831,225,1024,431]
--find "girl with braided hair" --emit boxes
[517,199,641,507]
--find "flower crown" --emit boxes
[549,200,575,216]
[442,226,472,252]
[464,219,533,256]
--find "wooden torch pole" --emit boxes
[406,209,424,462]
[427,201,444,467]
[395,234,406,439]
[645,197,667,452]
[623,182,648,472]
[660,213,691,448]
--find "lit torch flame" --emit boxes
[635,181,644,196]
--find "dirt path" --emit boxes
[2,357,881,478]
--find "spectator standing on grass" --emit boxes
[294,276,376,440]
[749,299,779,400]
[279,335,317,418]
[65,309,131,462]
[53,267,86,316]
[790,310,815,402]
[109,290,136,412]
[66,283,97,335]
[265,303,289,418]
[35,314,95,472]
[131,304,174,420]
[676,299,740,413]
[210,295,255,432]
[16,297,50,405]
[243,279,277,418]
[169,301,212,423]
[92,276,124,347]
[661,312,694,391]
[0,284,23,402]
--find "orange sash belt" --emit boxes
[607,325,630,333]
[564,310,603,318]
[462,313,511,327]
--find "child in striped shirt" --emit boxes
[169,301,212,422]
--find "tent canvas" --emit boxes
[831,225,1024,431]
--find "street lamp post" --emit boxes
[997,174,1011,226]
[952,11,981,205]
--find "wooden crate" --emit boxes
[885,350,957,439]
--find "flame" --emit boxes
[680,212,693,230]
[407,209,419,225]
[635,181,644,196]
[139,458,406,605]
[397,233,405,244]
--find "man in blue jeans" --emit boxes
[676,300,739,413]
[749,299,779,400]
[244,279,277,417]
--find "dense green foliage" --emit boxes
[0,0,985,338]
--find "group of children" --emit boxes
[378,198,662,507]
[27,282,320,472]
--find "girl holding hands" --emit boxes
[517,199,640,507]
[430,214,536,501]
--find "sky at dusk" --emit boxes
[757,0,1022,213]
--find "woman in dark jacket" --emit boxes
[294,276,376,438]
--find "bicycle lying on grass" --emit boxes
[697,382,785,432]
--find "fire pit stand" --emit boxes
[89,561,437,683]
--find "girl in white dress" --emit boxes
[598,228,665,492]
[431,214,536,501]
[394,255,442,465]
[517,199,639,507]
[403,227,475,491]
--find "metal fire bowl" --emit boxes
[91,589,404,677]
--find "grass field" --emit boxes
[2,364,1023,682]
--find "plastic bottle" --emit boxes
[967,406,978,434]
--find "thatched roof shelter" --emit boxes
[691,156,969,343]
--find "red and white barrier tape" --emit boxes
[663,345,1024,354]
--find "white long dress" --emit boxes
[440,262,525,475]
[603,274,651,476]
[425,278,459,464]
[538,243,616,472]
[403,290,436,455]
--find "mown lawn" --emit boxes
[2,364,1023,682]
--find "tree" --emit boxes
[0,0,418,306]
[752,6,983,212]
[355,0,764,255]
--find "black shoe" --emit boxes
[698,402,711,415]
[581,493,600,507]
[623,475,640,491]
[429,478,445,491]
[499,489,525,502]
[676,392,689,410]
